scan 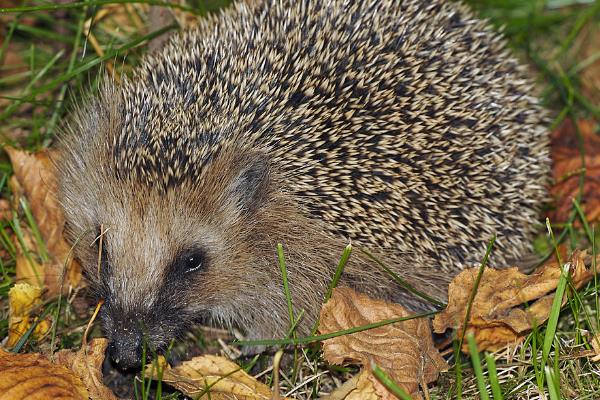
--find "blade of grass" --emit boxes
[276,243,300,383]
[277,243,296,331]
[458,235,496,352]
[371,362,413,400]
[10,212,42,287]
[324,243,352,303]
[0,173,7,193]
[484,353,504,400]
[1,49,65,120]
[452,338,463,400]
[10,314,42,353]
[286,309,305,338]
[0,223,17,259]
[359,248,446,308]
[454,235,495,400]
[0,13,18,66]
[0,254,8,281]
[45,2,88,142]
[50,228,93,357]
[467,333,490,400]
[235,310,438,347]
[545,366,561,400]
[310,243,352,335]
[573,198,593,244]
[0,23,177,122]
[0,0,196,14]
[15,24,75,44]
[555,0,600,59]
[20,199,49,263]
[542,219,570,367]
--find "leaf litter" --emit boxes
[319,287,447,399]
[433,250,595,352]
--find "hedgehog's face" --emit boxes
[60,146,274,369]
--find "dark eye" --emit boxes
[182,251,205,273]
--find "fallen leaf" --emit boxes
[550,118,600,223]
[345,370,381,400]
[319,287,447,398]
[322,373,362,400]
[7,282,51,348]
[433,250,594,352]
[322,369,391,400]
[0,349,88,400]
[145,354,288,400]
[13,226,49,288]
[15,252,46,289]
[54,338,118,400]
[5,146,82,296]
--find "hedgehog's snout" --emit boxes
[107,324,146,370]
[103,307,162,370]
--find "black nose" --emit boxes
[108,327,144,370]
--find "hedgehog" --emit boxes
[57,0,549,369]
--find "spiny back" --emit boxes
[109,0,548,271]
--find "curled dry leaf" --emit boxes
[7,282,51,348]
[319,287,447,398]
[145,354,289,400]
[5,146,82,297]
[54,338,118,400]
[433,250,594,352]
[0,348,88,400]
[550,118,600,224]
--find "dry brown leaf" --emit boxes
[433,250,594,352]
[54,338,118,400]
[7,282,51,348]
[145,354,288,400]
[14,252,46,289]
[319,287,447,398]
[0,348,89,400]
[323,369,395,400]
[5,146,82,296]
[550,118,600,224]
[321,373,362,400]
[345,369,382,400]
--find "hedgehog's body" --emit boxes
[59,0,549,368]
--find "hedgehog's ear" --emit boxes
[225,153,271,216]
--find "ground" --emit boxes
[1,0,600,399]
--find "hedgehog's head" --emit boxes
[61,147,279,368]
[56,90,301,369]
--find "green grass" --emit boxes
[1,0,600,399]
